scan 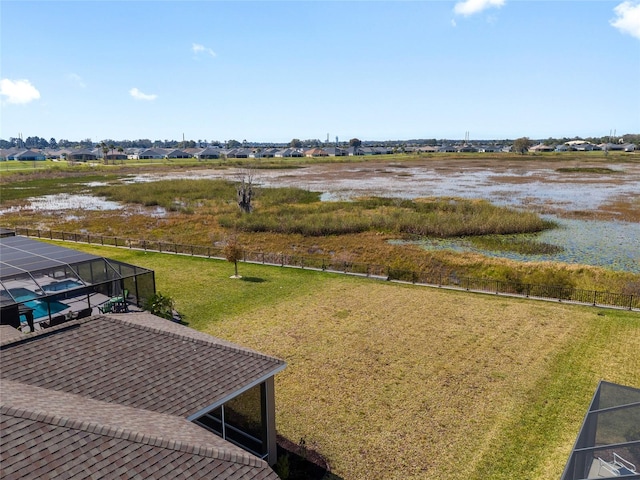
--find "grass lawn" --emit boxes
[48,242,640,479]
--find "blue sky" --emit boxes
[2,0,639,143]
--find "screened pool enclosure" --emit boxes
[0,235,155,331]
[561,381,640,480]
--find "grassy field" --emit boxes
[52,241,640,480]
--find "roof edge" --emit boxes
[0,404,266,468]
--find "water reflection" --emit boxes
[0,193,167,217]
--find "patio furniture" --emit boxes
[76,307,93,319]
[598,453,637,477]
[98,292,128,314]
[48,315,68,328]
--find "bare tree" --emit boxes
[236,170,255,213]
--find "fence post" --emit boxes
[593,290,597,306]
[630,295,634,311]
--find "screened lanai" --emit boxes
[0,235,155,331]
[561,381,640,480]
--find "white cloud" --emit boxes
[192,43,216,58]
[0,78,41,104]
[611,1,640,39]
[67,73,86,88]
[454,0,505,17]
[129,87,157,101]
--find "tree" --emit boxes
[513,137,532,155]
[236,171,254,213]
[223,237,244,278]
[100,141,109,164]
[289,138,302,148]
[349,138,362,148]
[227,139,241,148]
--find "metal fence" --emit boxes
[16,227,639,311]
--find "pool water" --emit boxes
[9,288,69,320]
[42,279,84,292]
[22,299,69,320]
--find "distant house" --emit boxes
[438,145,457,153]
[456,144,478,153]
[68,148,99,161]
[195,147,221,159]
[565,141,594,151]
[165,149,191,159]
[323,147,347,157]
[623,143,636,152]
[105,151,127,161]
[275,148,304,158]
[304,147,329,157]
[222,148,249,158]
[138,148,166,159]
[529,143,554,153]
[477,145,501,153]
[8,149,46,161]
[0,312,286,477]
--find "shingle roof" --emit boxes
[1,314,285,418]
[1,404,277,479]
[0,314,285,479]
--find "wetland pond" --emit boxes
[4,158,639,273]
[127,159,640,273]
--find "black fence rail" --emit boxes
[16,227,639,311]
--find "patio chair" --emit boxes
[98,302,113,314]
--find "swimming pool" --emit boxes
[9,288,69,321]
[42,279,84,293]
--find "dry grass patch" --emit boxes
[205,280,609,479]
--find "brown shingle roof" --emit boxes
[1,405,278,479]
[0,314,285,479]
[1,314,285,418]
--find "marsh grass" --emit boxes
[555,167,623,174]
[89,180,556,237]
[0,173,120,202]
[41,242,640,480]
[468,234,564,255]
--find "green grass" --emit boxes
[45,241,640,480]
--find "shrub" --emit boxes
[144,292,175,320]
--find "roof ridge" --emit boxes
[102,314,285,365]
[0,404,264,468]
